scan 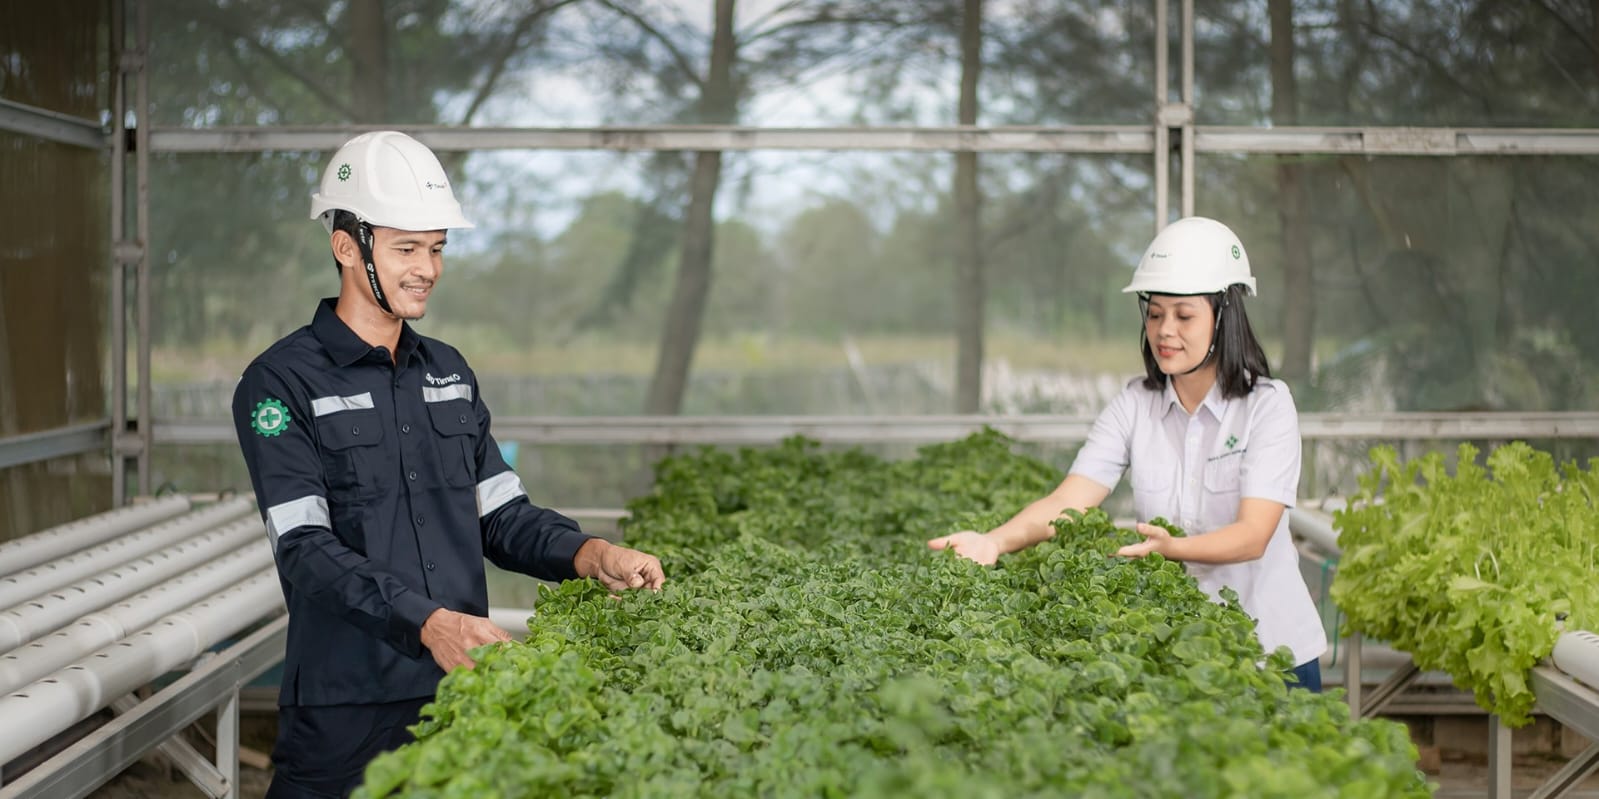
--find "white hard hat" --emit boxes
[310,131,474,233]
[1122,216,1255,296]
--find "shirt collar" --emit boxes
[1161,378,1228,421]
[310,298,422,368]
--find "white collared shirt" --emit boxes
[1069,376,1327,666]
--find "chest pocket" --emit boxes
[427,400,478,488]
[1130,463,1175,523]
[316,410,388,502]
[1203,451,1244,515]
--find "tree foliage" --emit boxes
[138,0,1599,417]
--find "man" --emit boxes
[232,130,665,798]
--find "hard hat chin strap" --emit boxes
[355,220,397,317]
[1178,293,1226,376]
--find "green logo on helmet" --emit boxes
[337,163,352,182]
[1230,245,1241,260]
[251,398,291,438]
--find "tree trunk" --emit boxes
[952,0,984,412]
[1592,0,1599,80]
[348,0,388,122]
[1269,0,1313,384]
[643,0,736,415]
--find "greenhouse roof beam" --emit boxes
[152,411,1599,447]
[0,99,106,150]
[148,125,1599,156]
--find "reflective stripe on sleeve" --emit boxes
[266,495,331,540]
[422,384,473,404]
[310,392,375,417]
[476,470,526,518]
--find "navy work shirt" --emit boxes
[232,298,593,706]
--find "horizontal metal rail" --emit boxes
[0,423,111,471]
[147,124,1599,156]
[0,100,106,150]
[152,412,1599,448]
[151,124,1155,153]
[1196,126,1599,155]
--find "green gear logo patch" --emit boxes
[1230,245,1241,260]
[1225,434,1238,450]
[251,398,291,438]
[337,163,352,182]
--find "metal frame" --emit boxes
[0,100,105,150]
[1344,640,1599,799]
[0,615,287,799]
[0,423,111,471]
[143,124,1599,157]
[110,0,130,505]
[6,0,1599,496]
[149,411,1599,448]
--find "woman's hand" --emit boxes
[926,531,1001,566]
[1115,522,1173,559]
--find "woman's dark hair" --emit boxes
[1138,283,1272,398]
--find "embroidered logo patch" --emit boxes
[251,398,291,438]
[1225,434,1238,449]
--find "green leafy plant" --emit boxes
[358,431,1427,798]
[1331,442,1599,725]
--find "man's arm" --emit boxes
[468,389,662,588]
[233,364,442,658]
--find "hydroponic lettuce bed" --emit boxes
[358,432,1428,798]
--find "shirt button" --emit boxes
[351,425,361,436]
[458,414,468,425]
[415,513,425,526]
[401,423,411,434]
[407,470,418,481]
[425,561,436,571]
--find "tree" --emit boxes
[952,0,984,412]
[146,0,580,349]
[570,0,914,414]
[1270,0,1314,384]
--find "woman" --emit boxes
[928,216,1326,690]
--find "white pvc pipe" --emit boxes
[1552,629,1599,692]
[0,517,267,654]
[0,543,274,694]
[0,497,254,609]
[488,606,535,640]
[0,496,191,577]
[0,570,284,765]
[1288,507,1341,558]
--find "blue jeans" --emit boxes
[1288,659,1323,692]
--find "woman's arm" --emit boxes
[989,473,1113,554]
[1116,497,1284,563]
[928,473,1112,565]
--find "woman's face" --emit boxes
[1144,294,1215,375]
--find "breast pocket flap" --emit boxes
[316,410,384,450]
[426,402,475,437]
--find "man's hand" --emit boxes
[419,608,512,673]
[574,539,666,592]
[926,530,1001,566]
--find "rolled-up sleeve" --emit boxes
[1067,383,1138,491]
[232,364,441,658]
[1239,381,1301,507]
